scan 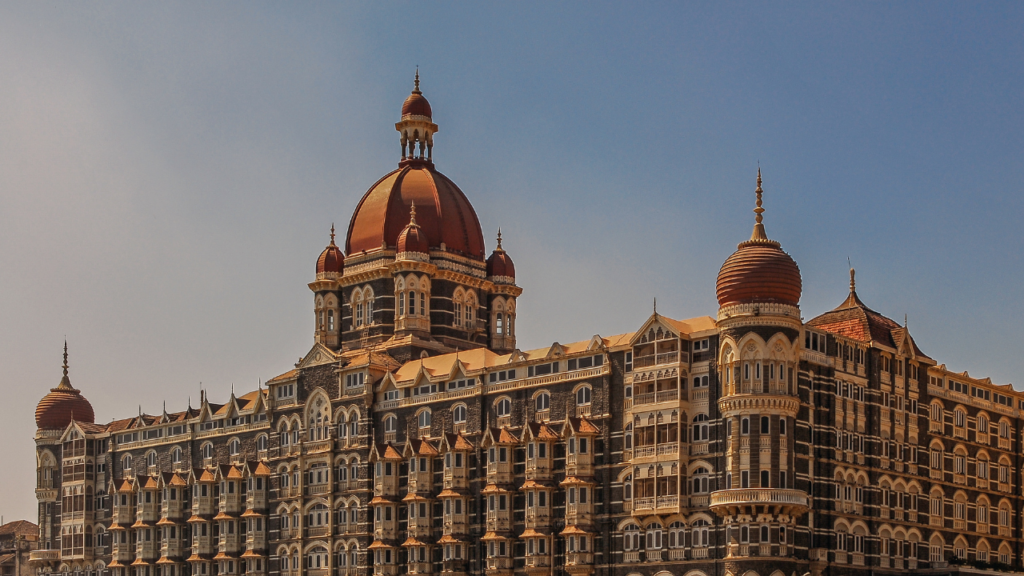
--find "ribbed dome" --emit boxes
[717,242,801,307]
[36,345,95,430]
[716,169,802,308]
[346,164,485,260]
[486,231,515,280]
[396,204,430,255]
[316,226,344,275]
[402,70,432,118]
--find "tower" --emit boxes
[710,170,809,564]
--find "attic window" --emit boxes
[488,370,516,383]
[693,339,710,352]
[446,379,475,391]
[415,383,440,396]
[567,355,604,371]
[276,384,295,399]
[345,373,366,388]
[528,362,559,378]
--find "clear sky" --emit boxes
[1,2,1022,520]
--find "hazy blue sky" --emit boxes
[2,2,1022,519]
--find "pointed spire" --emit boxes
[329,223,336,245]
[496,228,503,251]
[57,340,74,390]
[750,167,768,241]
[738,167,780,249]
[413,67,421,94]
[653,297,658,316]
[409,201,418,226]
[850,268,856,294]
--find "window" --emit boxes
[779,418,787,436]
[418,410,431,429]
[229,439,240,456]
[623,524,641,551]
[760,416,769,434]
[202,444,213,460]
[496,398,511,417]
[741,417,750,435]
[147,452,157,468]
[536,392,550,411]
[171,447,182,464]
[577,383,593,405]
[692,414,709,441]
[453,405,467,424]
[384,416,397,433]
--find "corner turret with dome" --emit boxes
[310,72,521,361]
[35,342,95,431]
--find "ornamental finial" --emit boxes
[62,340,69,379]
[746,166,770,243]
[409,201,418,226]
[329,223,336,245]
[496,228,503,250]
[413,67,421,94]
[850,267,856,293]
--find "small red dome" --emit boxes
[402,71,431,118]
[402,92,432,118]
[396,204,430,255]
[716,242,801,307]
[35,347,94,430]
[486,232,515,280]
[316,227,344,275]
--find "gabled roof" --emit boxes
[629,313,717,346]
[564,417,600,435]
[266,369,299,385]
[404,438,439,457]
[524,422,560,441]
[483,427,519,446]
[371,443,404,461]
[442,432,474,451]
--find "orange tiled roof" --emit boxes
[0,520,37,537]
[407,438,439,456]
[807,287,931,359]
[437,534,463,544]
[481,484,509,494]
[367,540,391,550]
[559,525,592,535]
[402,493,430,502]
[369,496,395,505]
[437,489,464,498]
[525,422,560,440]
[266,369,299,385]
[401,537,428,547]
[519,528,549,538]
[480,532,507,541]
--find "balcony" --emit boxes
[669,548,686,561]
[486,509,512,532]
[486,557,513,571]
[374,566,400,576]
[565,454,592,476]
[645,549,663,561]
[29,550,60,563]
[525,460,551,480]
[486,462,512,485]
[623,551,640,563]
[566,503,591,524]
[524,554,550,568]
[633,351,681,369]
[709,488,809,515]
[565,552,593,566]
[525,508,551,529]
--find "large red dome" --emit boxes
[716,242,802,307]
[345,164,486,260]
[716,169,802,308]
[36,347,94,430]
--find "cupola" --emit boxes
[35,342,95,430]
[716,169,802,308]
[396,69,438,166]
[396,202,430,258]
[486,230,516,283]
[315,225,344,278]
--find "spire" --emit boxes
[329,223,336,245]
[57,341,74,390]
[750,167,767,241]
[413,67,421,94]
[653,297,658,316]
[409,201,418,227]
[737,167,781,249]
[495,228,503,251]
[850,267,856,294]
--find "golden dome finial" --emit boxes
[57,340,73,390]
[409,201,418,226]
[496,228,503,250]
[747,166,770,243]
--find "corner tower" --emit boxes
[710,170,809,564]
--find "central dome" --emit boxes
[345,74,485,260]
[346,165,486,259]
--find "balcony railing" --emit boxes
[710,488,809,511]
[565,552,593,566]
[30,550,60,562]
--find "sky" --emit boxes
[1,2,1022,520]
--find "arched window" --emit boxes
[692,519,710,547]
[384,415,398,433]
[646,522,663,549]
[202,443,213,460]
[668,521,685,548]
[692,414,709,442]
[622,523,641,551]
[496,398,511,417]
[692,467,710,494]
[624,424,633,450]
[496,315,504,335]
[146,451,157,468]
[306,545,329,569]
[337,415,347,439]
[122,455,132,473]
[453,405,467,425]
[576,386,592,406]
[229,439,240,456]
[363,288,374,325]
[535,392,550,412]
[418,410,431,429]
[171,447,182,464]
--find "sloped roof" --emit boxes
[525,422,560,441]
[0,520,37,537]
[807,286,930,359]
[266,369,299,385]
